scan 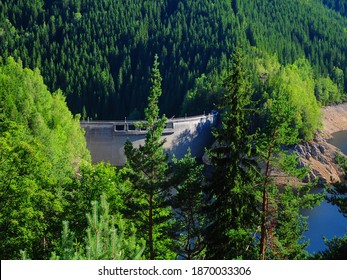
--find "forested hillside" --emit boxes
[321,0,347,17]
[0,39,342,261]
[0,58,90,258]
[1,0,347,119]
[1,0,347,261]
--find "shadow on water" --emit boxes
[301,188,347,254]
[302,130,347,254]
[328,130,347,155]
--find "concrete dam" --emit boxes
[81,112,218,166]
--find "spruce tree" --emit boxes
[204,48,260,259]
[171,150,206,259]
[124,54,174,260]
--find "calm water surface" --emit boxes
[328,130,347,154]
[302,192,346,254]
[302,131,347,254]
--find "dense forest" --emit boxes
[1,0,347,260]
[1,0,347,119]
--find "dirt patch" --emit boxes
[322,103,347,138]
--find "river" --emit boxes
[302,131,347,254]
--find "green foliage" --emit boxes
[0,122,61,259]
[124,55,174,260]
[315,76,341,105]
[0,58,89,259]
[313,236,347,260]
[281,60,321,140]
[321,0,347,18]
[204,49,260,259]
[51,195,145,260]
[2,0,347,119]
[277,152,310,181]
[171,150,206,259]
[312,153,347,260]
[254,55,321,141]
[252,54,324,259]
[180,72,225,116]
[263,184,324,260]
[327,154,347,217]
[63,162,129,241]
[1,0,343,261]
[0,57,90,180]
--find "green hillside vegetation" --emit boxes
[0,50,327,260]
[320,0,347,17]
[0,57,90,258]
[1,0,347,119]
[0,57,90,178]
[1,1,346,260]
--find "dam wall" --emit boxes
[81,113,218,166]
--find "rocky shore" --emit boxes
[293,103,347,185]
[292,133,342,185]
[204,103,347,185]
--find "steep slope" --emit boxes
[1,0,347,119]
[320,0,347,18]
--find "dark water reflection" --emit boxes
[328,130,347,155]
[302,131,347,254]
[302,191,347,254]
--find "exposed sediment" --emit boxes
[322,103,347,138]
[292,134,342,184]
[293,103,347,185]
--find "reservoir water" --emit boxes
[327,130,347,155]
[302,193,346,253]
[303,131,347,254]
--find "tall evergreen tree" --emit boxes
[124,55,174,260]
[256,75,299,259]
[256,71,323,260]
[171,151,206,259]
[204,48,260,259]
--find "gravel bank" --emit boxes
[322,103,347,138]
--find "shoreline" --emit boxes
[304,102,347,184]
[322,102,347,138]
[277,102,347,186]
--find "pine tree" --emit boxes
[257,75,298,259]
[171,150,206,259]
[84,197,144,260]
[204,48,260,259]
[256,72,323,259]
[124,54,174,260]
[50,195,145,260]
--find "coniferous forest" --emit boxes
[1,0,347,260]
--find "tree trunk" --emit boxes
[149,190,154,260]
[260,129,277,260]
